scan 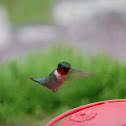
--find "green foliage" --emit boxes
[0,0,55,23]
[0,45,126,124]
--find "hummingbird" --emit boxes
[29,62,82,92]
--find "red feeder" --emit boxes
[45,99,126,126]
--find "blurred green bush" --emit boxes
[0,0,55,23]
[0,45,126,124]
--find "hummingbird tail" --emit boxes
[29,78,37,82]
[29,77,46,86]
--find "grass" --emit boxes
[0,0,55,23]
[0,45,126,125]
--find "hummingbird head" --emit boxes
[57,62,81,75]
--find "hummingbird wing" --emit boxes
[66,69,96,80]
[29,77,46,86]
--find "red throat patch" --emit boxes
[57,69,69,75]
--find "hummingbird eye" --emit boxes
[58,64,62,68]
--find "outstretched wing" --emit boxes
[66,69,96,80]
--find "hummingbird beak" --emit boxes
[71,67,82,72]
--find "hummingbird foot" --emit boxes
[52,88,58,93]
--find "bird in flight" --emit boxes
[29,62,92,92]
